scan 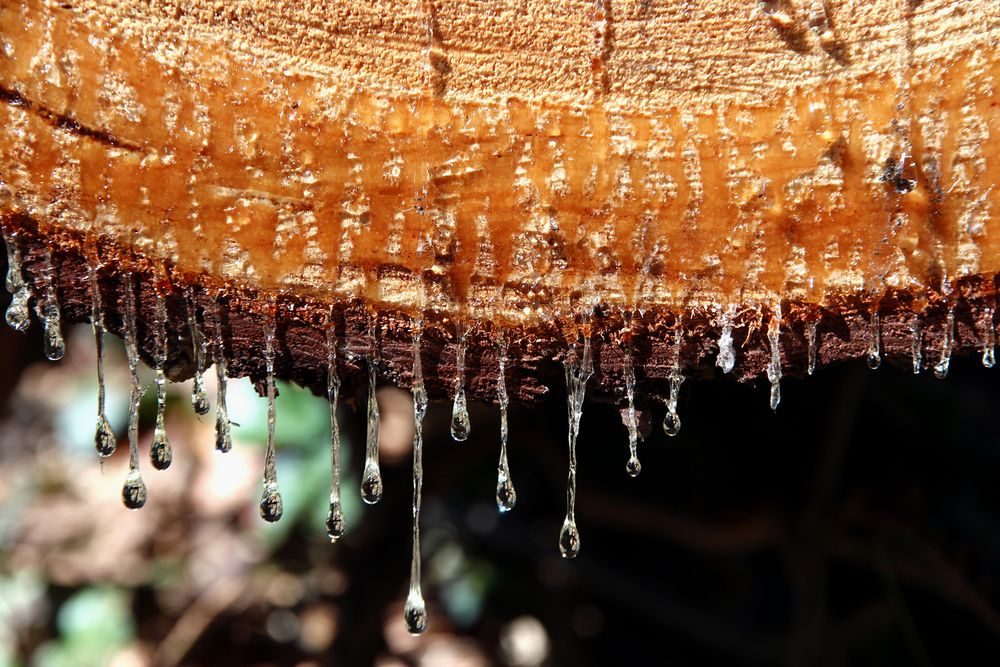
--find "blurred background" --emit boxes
[1,294,1000,667]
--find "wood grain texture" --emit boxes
[0,0,998,403]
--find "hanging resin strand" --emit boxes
[259,315,283,522]
[496,338,516,512]
[121,274,147,510]
[559,335,593,559]
[325,324,346,541]
[186,286,210,416]
[866,310,882,370]
[981,306,995,369]
[716,305,736,374]
[404,323,429,635]
[623,339,641,476]
[211,296,232,453]
[89,262,115,458]
[3,231,31,332]
[450,326,471,441]
[767,305,783,411]
[663,326,684,437]
[806,320,818,376]
[361,316,384,505]
[37,248,65,361]
[911,317,923,374]
[933,305,955,380]
[149,295,172,470]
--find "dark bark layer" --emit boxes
[4,214,996,418]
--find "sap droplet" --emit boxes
[361,463,384,505]
[95,416,116,458]
[150,428,172,470]
[933,305,955,380]
[662,410,681,437]
[259,483,284,523]
[716,305,736,374]
[450,390,470,441]
[558,516,581,559]
[911,318,923,375]
[122,471,147,510]
[981,306,995,369]
[211,297,232,453]
[326,501,346,541]
[186,288,211,416]
[404,587,428,636]
[623,340,641,475]
[806,320,818,376]
[37,248,64,361]
[496,339,516,513]
[866,310,881,370]
[6,289,30,332]
[625,455,641,477]
[3,232,31,332]
[326,324,346,541]
[767,306,782,411]
[450,331,471,441]
[260,315,283,521]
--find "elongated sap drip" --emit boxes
[981,306,995,369]
[450,327,471,442]
[866,310,882,370]
[37,248,64,361]
[806,320,818,376]
[716,305,736,374]
[89,262,115,458]
[623,340,641,476]
[325,324,346,541]
[149,295,172,470]
[185,286,210,416]
[3,231,31,332]
[933,305,955,380]
[121,274,147,510]
[767,306,782,411]
[496,339,516,512]
[663,327,684,437]
[211,296,232,453]
[560,336,593,559]
[911,317,923,374]
[404,323,429,636]
[259,315,283,522]
[361,318,383,505]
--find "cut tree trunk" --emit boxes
[1,0,998,407]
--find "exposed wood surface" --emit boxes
[1,0,999,402]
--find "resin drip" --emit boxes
[186,287,210,416]
[149,295,172,471]
[211,296,232,453]
[767,306,783,411]
[663,327,684,437]
[981,306,995,369]
[806,320,818,376]
[259,315,283,522]
[911,317,923,374]
[37,248,64,361]
[933,306,955,380]
[560,336,593,559]
[866,310,882,370]
[623,341,641,476]
[716,305,736,374]
[89,262,115,458]
[361,321,383,505]
[404,324,429,636]
[121,274,147,510]
[326,325,346,541]
[450,328,471,442]
[496,339,516,512]
[3,231,31,332]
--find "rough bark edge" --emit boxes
[3,213,996,413]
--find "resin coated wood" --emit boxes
[0,0,998,400]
